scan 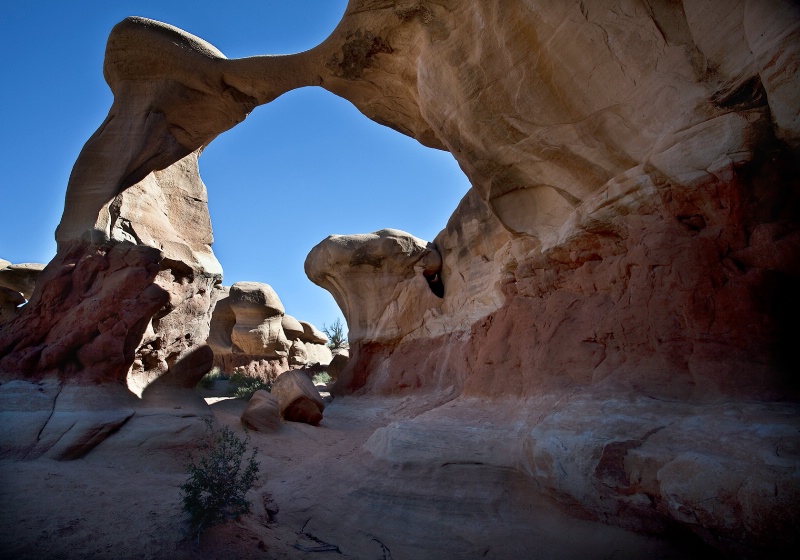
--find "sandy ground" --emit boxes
[0,389,408,560]
[0,385,711,560]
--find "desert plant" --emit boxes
[322,318,348,350]
[312,371,332,386]
[181,419,260,540]
[228,371,271,399]
[196,367,227,390]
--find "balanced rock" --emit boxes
[241,389,281,432]
[271,370,324,426]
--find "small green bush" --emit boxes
[312,371,332,386]
[197,367,227,390]
[181,419,260,539]
[228,371,271,399]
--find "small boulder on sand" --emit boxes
[241,390,281,432]
[271,370,325,426]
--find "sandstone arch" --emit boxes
[0,2,798,556]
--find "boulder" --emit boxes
[271,370,324,426]
[241,390,281,432]
[326,353,349,381]
[304,342,332,366]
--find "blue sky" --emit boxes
[0,1,470,332]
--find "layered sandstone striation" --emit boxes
[307,0,800,400]
[1,2,798,557]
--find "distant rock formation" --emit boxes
[207,282,331,381]
[0,260,44,325]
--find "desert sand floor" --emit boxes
[0,393,710,560]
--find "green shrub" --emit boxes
[312,371,332,386]
[197,367,227,390]
[181,419,260,540]
[228,371,271,399]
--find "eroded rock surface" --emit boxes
[302,0,800,555]
[2,2,799,557]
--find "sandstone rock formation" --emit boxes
[0,287,25,325]
[296,320,332,365]
[0,261,45,300]
[306,228,443,391]
[0,260,45,326]
[206,283,331,379]
[271,369,325,426]
[1,2,798,557]
[306,0,800,401]
[303,0,800,556]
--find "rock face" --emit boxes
[306,0,800,401]
[303,0,800,556]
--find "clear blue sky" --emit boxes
[0,1,470,332]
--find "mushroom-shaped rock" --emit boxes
[305,229,442,347]
[281,314,305,341]
[0,262,45,300]
[271,370,324,426]
[241,390,281,432]
[228,282,288,357]
[298,320,328,345]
